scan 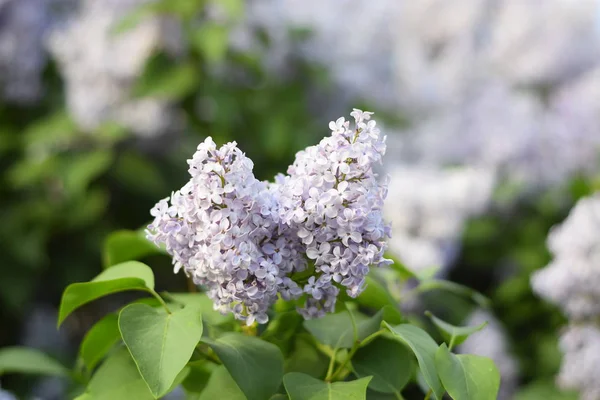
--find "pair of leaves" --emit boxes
[384,321,500,400]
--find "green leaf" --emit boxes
[80,313,121,371]
[181,360,216,394]
[355,276,398,310]
[78,347,155,400]
[304,309,384,349]
[118,303,203,398]
[22,110,77,151]
[204,332,284,400]
[198,365,246,400]
[283,372,371,400]
[425,311,487,347]
[270,395,290,400]
[352,338,414,394]
[191,23,229,63]
[284,336,329,378]
[133,54,199,100]
[387,256,417,280]
[417,280,490,308]
[103,230,165,268]
[435,344,500,400]
[384,323,444,400]
[63,150,113,195]
[0,347,68,377]
[58,261,155,326]
[170,293,234,326]
[112,152,167,196]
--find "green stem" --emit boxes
[329,328,387,382]
[394,390,405,400]
[346,305,359,342]
[196,344,221,364]
[147,289,172,314]
[360,329,386,347]
[424,389,432,400]
[325,346,339,382]
[448,335,456,352]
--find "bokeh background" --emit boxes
[1,0,600,399]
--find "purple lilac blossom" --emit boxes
[277,109,392,318]
[147,137,305,325]
[147,110,391,323]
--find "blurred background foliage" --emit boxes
[1,0,600,399]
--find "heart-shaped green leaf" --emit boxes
[0,347,68,377]
[426,311,487,347]
[80,313,121,371]
[103,230,165,268]
[352,337,415,394]
[435,344,500,400]
[58,261,155,326]
[204,332,284,400]
[119,303,203,398]
[384,322,444,400]
[283,372,371,400]
[304,309,383,349]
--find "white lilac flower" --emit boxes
[47,0,180,137]
[458,309,519,400]
[277,109,392,318]
[0,0,49,103]
[148,110,391,323]
[557,324,600,400]
[531,194,600,320]
[384,166,495,274]
[148,137,306,325]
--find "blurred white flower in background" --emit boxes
[532,193,600,319]
[485,0,600,87]
[458,309,519,400]
[236,0,402,107]
[532,193,600,398]
[557,324,600,400]
[47,0,181,137]
[384,165,495,274]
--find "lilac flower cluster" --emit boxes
[148,110,391,323]
[277,109,391,318]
